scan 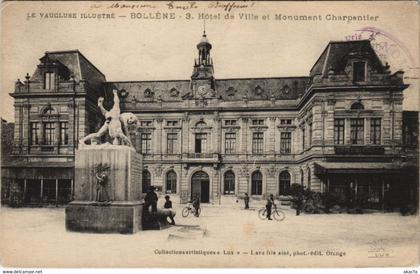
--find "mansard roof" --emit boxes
[310,40,385,77]
[29,50,106,91]
[106,80,191,102]
[106,76,309,102]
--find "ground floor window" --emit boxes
[166,170,177,194]
[251,171,263,195]
[142,170,151,193]
[327,174,391,209]
[279,171,291,195]
[224,171,235,194]
[15,179,73,205]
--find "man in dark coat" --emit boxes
[190,195,200,217]
[266,194,274,220]
[294,192,304,216]
[244,193,250,209]
[144,186,158,213]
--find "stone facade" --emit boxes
[3,33,419,210]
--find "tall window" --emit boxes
[166,171,177,194]
[252,132,264,154]
[370,118,381,144]
[195,133,207,153]
[300,169,304,185]
[30,122,39,145]
[334,119,345,144]
[404,123,418,148]
[44,72,55,90]
[142,170,151,193]
[279,171,291,195]
[224,171,235,195]
[308,123,313,146]
[44,122,55,145]
[140,133,151,154]
[60,122,69,145]
[280,132,291,154]
[167,132,178,154]
[350,118,364,144]
[302,127,306,150]
[225,133,236,154]
[251,171,263,195]
[353,61,366,82]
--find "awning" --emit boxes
[313,162,403,175]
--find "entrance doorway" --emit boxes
[191,171,210,203]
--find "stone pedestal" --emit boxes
[65,145,143,234]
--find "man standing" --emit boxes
[294,191,303,216]
[266,194,274,220]
[144,186,158,213]
[244,193,250,209]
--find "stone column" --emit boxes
[23,179,27,204]
[40,179,44,204]
[55,179,59,205]
[365,118,371,144]
[240,118,248,159]
[155,119,163,159]
[268,117,276,154]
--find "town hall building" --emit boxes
[2,32,418,210]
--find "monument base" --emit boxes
[65,201,143,234]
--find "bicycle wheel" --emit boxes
[273,210,286,221]
[181,207,190,217]
[258,208,267,220]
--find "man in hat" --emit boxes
[266,194,275,220]
[144,186,158,213]
[244,193,250,209]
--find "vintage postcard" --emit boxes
[0,0,419,270]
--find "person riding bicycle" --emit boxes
[189,195,200,217]
[266,194,275,220]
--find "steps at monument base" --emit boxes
[167,225,206,241]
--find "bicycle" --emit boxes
[258,204,286,221]
[182,203,201,217]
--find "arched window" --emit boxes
[40,106,59,145]
[166,170,177,194]
[351,102,364,110]
[300,168,304,185]
[279,171,291,195]
[251,171,263,195]
[224,171,235,195]
[307,168,311,190]
[142,170,151,193]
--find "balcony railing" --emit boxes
[334,145,385,155]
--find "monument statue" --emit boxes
[67,90,143,234]
[79,89,138,147]
[94,163,110,203]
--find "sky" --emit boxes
[1,1,418,122]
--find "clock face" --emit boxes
[197,85,208,96]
